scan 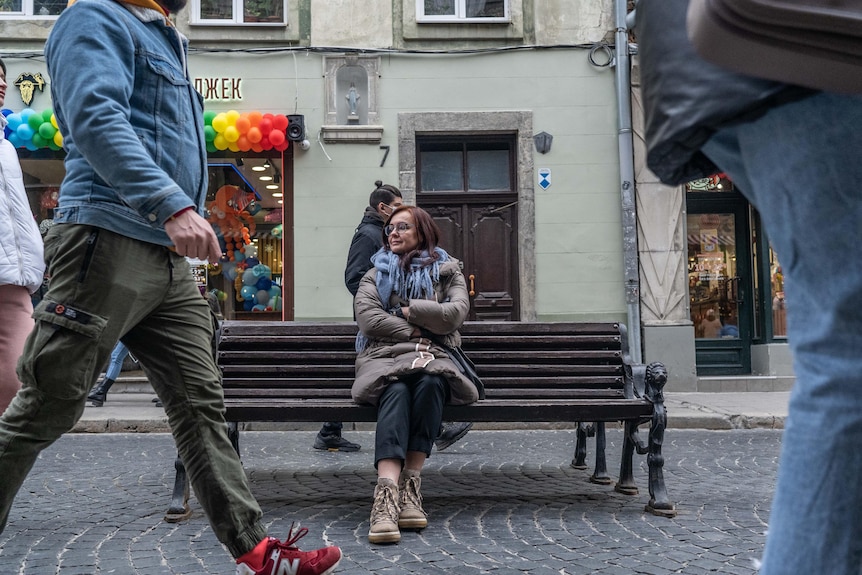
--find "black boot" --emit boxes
[87,378,115,407]
[313,431,361,452]
[435,422,473,451]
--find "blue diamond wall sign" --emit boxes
[538,168,551,190]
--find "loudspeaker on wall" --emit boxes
[287,115,305,142]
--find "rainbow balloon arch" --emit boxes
[1,108,63,150]
[1,108,295,153]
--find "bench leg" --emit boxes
[644,362,676,517]
[228,421,240,456]
[164,453,192,523]
[572,422,591,469]
[589,422,612,485]
[616,420,639,495]
[163,422,243,523]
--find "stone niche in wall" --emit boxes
[321,54,384,144]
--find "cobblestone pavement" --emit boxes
[0,429,779,574]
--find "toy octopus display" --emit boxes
[40,187,59,219]
[207,184,256,261]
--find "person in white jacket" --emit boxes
[0,57,45,413]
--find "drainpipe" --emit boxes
[614,0,642,363]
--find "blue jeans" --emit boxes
[702,92,862,575]
[105,341,129,381]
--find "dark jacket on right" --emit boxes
[636,0,814,186]
[344,206,385,296]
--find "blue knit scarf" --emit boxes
[355,247,449,353]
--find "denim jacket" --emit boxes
[44,0,207,246]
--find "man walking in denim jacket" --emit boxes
[0,1,341,574]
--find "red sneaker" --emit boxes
[235,525,342,575]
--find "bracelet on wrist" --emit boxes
[168,206,194,221]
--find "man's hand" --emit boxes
[164,210,222,263]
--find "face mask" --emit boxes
[381,203,402,216]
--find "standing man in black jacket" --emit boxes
[313,181,403,451]
[343,181,404,298]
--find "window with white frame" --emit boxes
[0,0,65,17]
[416,0,508,22]
[191,0,286,25]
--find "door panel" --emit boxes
[417,135,519,321]
[468,205,516,321]
[687,199,752,374]
[431,206,464,262]
[423,201,519,321]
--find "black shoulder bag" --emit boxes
[422,330,485,400]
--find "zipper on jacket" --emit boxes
[78,229,100,283]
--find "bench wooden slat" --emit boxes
[462,322,623,335]
[222,397,652,423]
[218,349,623,363]
[223,364,622,380]
[223,388,627,399]
[224,378,624,398]
[219,321,622,336]
[219,333,622,345]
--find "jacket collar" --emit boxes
[67,0,167,16]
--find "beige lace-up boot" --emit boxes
[368,477,401,544]
[398,469,428,530]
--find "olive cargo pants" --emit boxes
[0,224,267,557]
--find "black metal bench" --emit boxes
[165,321,676,520]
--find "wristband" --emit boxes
[169,206,194,221]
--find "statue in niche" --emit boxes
[345,83,360,123]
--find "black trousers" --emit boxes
[320,421,343,434]
[375,372,448,468]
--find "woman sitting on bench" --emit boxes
[352,205,480,545]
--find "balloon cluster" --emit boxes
[2,108,63,151]
[204,110,292,154]
[225,244,282,312]
[2,107,297,152]
[208,289,227,302]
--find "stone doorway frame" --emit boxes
[397,110,537,320]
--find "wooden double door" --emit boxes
[415,135,521,321]
[419,195,519,321]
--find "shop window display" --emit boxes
[771,250,786,337]
[203,158,284,319]
[11,153,285,320]
[687,211,739,339]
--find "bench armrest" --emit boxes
[626,362,647,399]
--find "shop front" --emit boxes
[4,105,293,321]
[202,146,292,321]
[685,174,788,377]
